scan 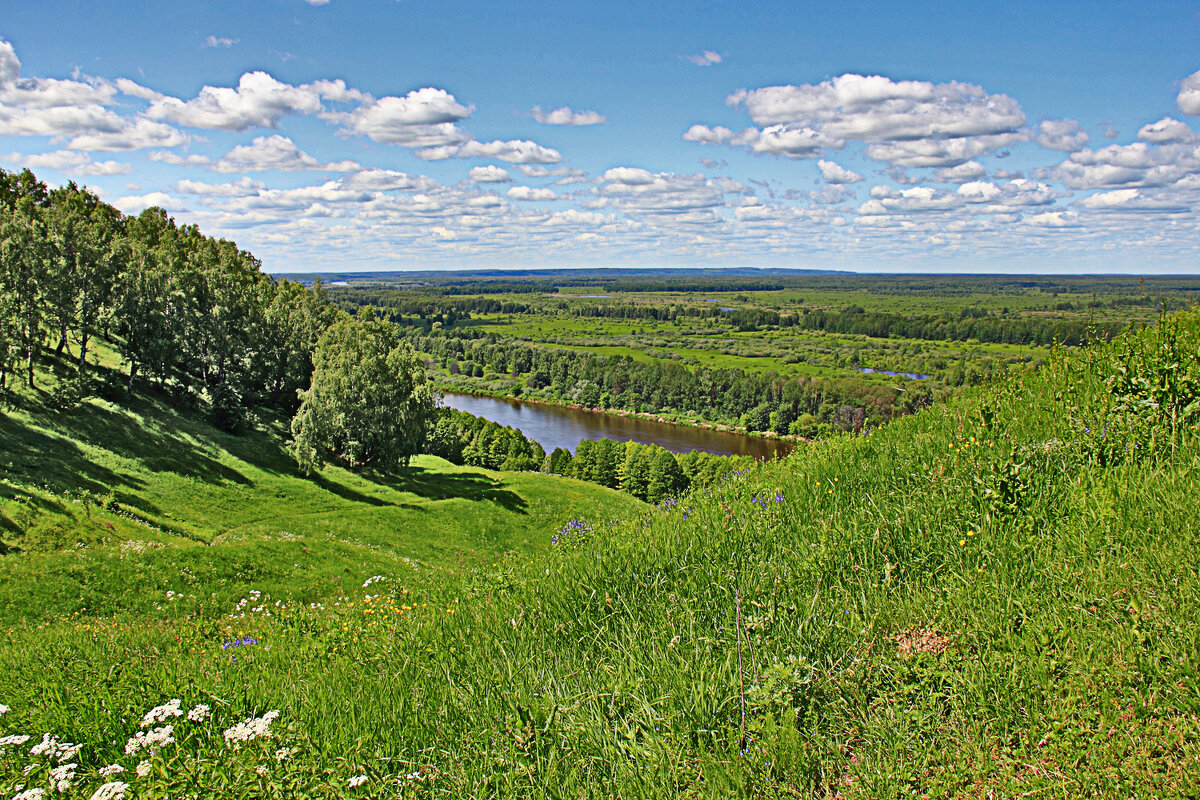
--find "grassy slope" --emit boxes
[1,311,1198,798]
[0,389,646,622]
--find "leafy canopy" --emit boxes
[290,308,433,473]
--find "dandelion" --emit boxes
[348,775,368,788]
[98,764,125,778]
[135,761,151,778]
[89,782,130,800]
[141,699,183,727]
[187,704,211,723]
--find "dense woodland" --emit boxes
[0,168,334,433]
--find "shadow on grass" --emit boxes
[376,467,528,514]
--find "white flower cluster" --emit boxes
[124,725,175,757]
[348,775,368,788]
[0,733,32,754]
[0,702,9,714]
[13,788,46,800]
[222,710,279,747]
[186,704,210,723]
[49,762,77,793]
[362,575,385,588]
[88,782,130,800]
[141,698,184,727]
[274,746,295,762]
[98,764,125,778]
[29,733,82,763]
[135,761,151,778]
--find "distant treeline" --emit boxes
[332,288,1126,346]
[425,407,755,503]
[0,168,333,430]
[600,279,786,293]
[409,328,935,436]
[430,281,558,296]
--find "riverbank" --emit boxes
[429,378,807,446]
[438,389,795,460]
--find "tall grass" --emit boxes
[1,310,1198,797]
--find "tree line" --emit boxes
[333,287,1123,346]
[0,168,334,432]
[407,328,931,436]
[425,406,756,503]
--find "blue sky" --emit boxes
[2,0,1199,273]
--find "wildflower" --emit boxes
[30,733,82,763]
[959,539,966,546]
[348,775,368,788]
[50,762,77,793]
[274,746,294,762]
[13,789,46,800]
[98,764,125,778]
[141,699,183,727]
[187,704,211,723]
[124,726,175,757]
[135,761,151,778]
[0,734,32,755]
[89,782,130,800]
[221,637,259,651]
[0,703,8,714]
[223,710,280,747]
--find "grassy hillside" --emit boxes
[0,388,646,622]
[1,309,1198,798]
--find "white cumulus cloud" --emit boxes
[212,135,359,172]
[817,159,863,183]
[532,106,606,125]
[469,165,512,183]
[1036,119,1089,151]
[685,51,723,67]
[1178,69,1200,115]
[507,186,558,201]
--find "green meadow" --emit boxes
[1,307,1198,797]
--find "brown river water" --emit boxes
[439,392,793,460]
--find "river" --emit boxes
[439,392,793,460]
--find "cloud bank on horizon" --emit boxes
[1,7,1199,273]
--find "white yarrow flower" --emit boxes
[0,702,9,714]
[29,733,82,763]
[13,788,47,800]
[0,733,32,755]
[135,760,151,778]
[98,763,125,777]
[186,703,211,723]
[348,775,368,788]
[50,762,77,793]
[141,699,183,727]
[222,710,280,747]
[89,782,130,800]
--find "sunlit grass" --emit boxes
[2,310,1198,796]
